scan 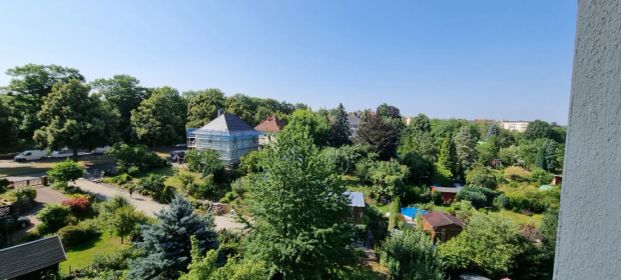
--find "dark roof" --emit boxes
[198,113,256,132]
[0,236,66,279]
[344,191,365,208]
[422,211,465,228]
[255,116,286,132]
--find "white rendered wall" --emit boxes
[554,1,621,279]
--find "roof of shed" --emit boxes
[344,191,365,208]
[198,113,256,132]
[432,186,463,193]
[0,236,66,279]
[422,211,465,228]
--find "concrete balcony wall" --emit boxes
[554,1,621,279]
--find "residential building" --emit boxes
[421,211,464,242]
[347,112,361,137]
[187,112,259,165]
[0,236,66,279]
[254,116,286,147]
[498,120,530,132]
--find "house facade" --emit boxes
[254,116,286,147]
[498,120,530,132]
[187,112,259,165]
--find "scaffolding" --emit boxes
[187,128,259,165]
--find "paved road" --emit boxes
[71,179,244,231]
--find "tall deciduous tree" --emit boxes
[186,88,226,128]
[244,129,355,279]
[525,120,551,140]
[356,113,400,160]
[131,86,187,147]
[382,228,445,280]
[91,75,149,141]
[282,109,330,147]
[409,113,432,133]
[4,64,84,139]
[327,103,352,147]
[34,79,118,159]
[224,93,257,125]
[398,126,436,183]
[0,97,18,152]
[129,196,218,280]
[110,204,146,244]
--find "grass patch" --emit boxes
[0,166,50,177]
[498,209,543,227]
[60,231,128,275]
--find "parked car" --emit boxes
[13,150,47,162]
[92,146,111,155]
[51,148,88,158]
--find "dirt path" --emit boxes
[71,179,243,231]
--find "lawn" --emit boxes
[60,231,129,275]
[498,209,543,226]
[342,176,390,214]
[0,155,116,177]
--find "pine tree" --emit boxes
[454,126,479,177]
[129,196,218,280]
[244,129,356,278]
[327,103,352,147]
[535,144,546,170]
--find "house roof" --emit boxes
[198,113,256,133]
[0,236,67,279]
[422,211,465,228]
[431,186,463,193]
[344,191,365,208]
[255,116,286,132]
[347,112,361,125]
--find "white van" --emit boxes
[13,150,47,161]
[51,148,88,158]
[92,146,111,155]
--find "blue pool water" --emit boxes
[400,207,427,219]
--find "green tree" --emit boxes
[397,127,436,183]
[129,196,218,279]
[47,159,84,183]
[382,228,445,280]
[36,204,71,234]
[327,103,352,147]
[136,174,175,203]
[224,94,257,125]
[186,88,226,128]
[439,213,528,278]
[0,98,18,152]
[453,126,479,177]
[243,129,356,279]
[131,86,187,147]
[110,205,147,244]
[35,79,118,159]
[4,64,84,139]
[107,144,167,173]
[356,113,400,160]
[376,103,401,119]
[437,136,458,180]
[92,74,149,141]
[465,166,498,189]
[185,150,224,178]
[369,159,410,201]
[282,109,330,146]
[525,120,551,140]
[409,113,432,133]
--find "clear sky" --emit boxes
[0,1,577,124]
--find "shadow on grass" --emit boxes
[64,233,104,252]
[0,166,51,177]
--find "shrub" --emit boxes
[7,187,37,211]
[456,185,499,209]
[387,197,401,231]
[108,144,167,173]
[321,145,375,175]
[0,178,9,194]
[58,222,101,247]
[466,166,499,189]
[48,159,84,183]
[137,173,175,203]
[504,166,531,182]
[36,204,72,234]
[103,173,133,186]
[185,150,225,180]
[530,168,554,185]
[62,196,92,216]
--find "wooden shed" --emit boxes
[421,211,465,243]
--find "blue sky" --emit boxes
[0,1,577,124]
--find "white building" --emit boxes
[498,121,530,132]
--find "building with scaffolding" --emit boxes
[187,112,260,165]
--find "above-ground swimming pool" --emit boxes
[400,207,428,219]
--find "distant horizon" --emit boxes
[0,1,576,125]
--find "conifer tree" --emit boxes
[438,135,458,180]
[327,103,352,147]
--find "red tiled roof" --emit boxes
[254,116,286,132]
[422,211,465,228]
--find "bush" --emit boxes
[321,144,375,175]
[6,187,37,211]
[58,222,101,247]
[504,166,531,182]
[530,168,554,185]
[503,187,560,214]
[108,144,167,173]
[36,204,72,234]
[456,185,499,209]
[47,159,84,183]
[62,196,92,216]
[103,173,133,186]
[466,166,499,189]
[185,150,224,178]
[0,178,9,194]
[137,173,175,203]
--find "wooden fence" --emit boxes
[8,176,48,188]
